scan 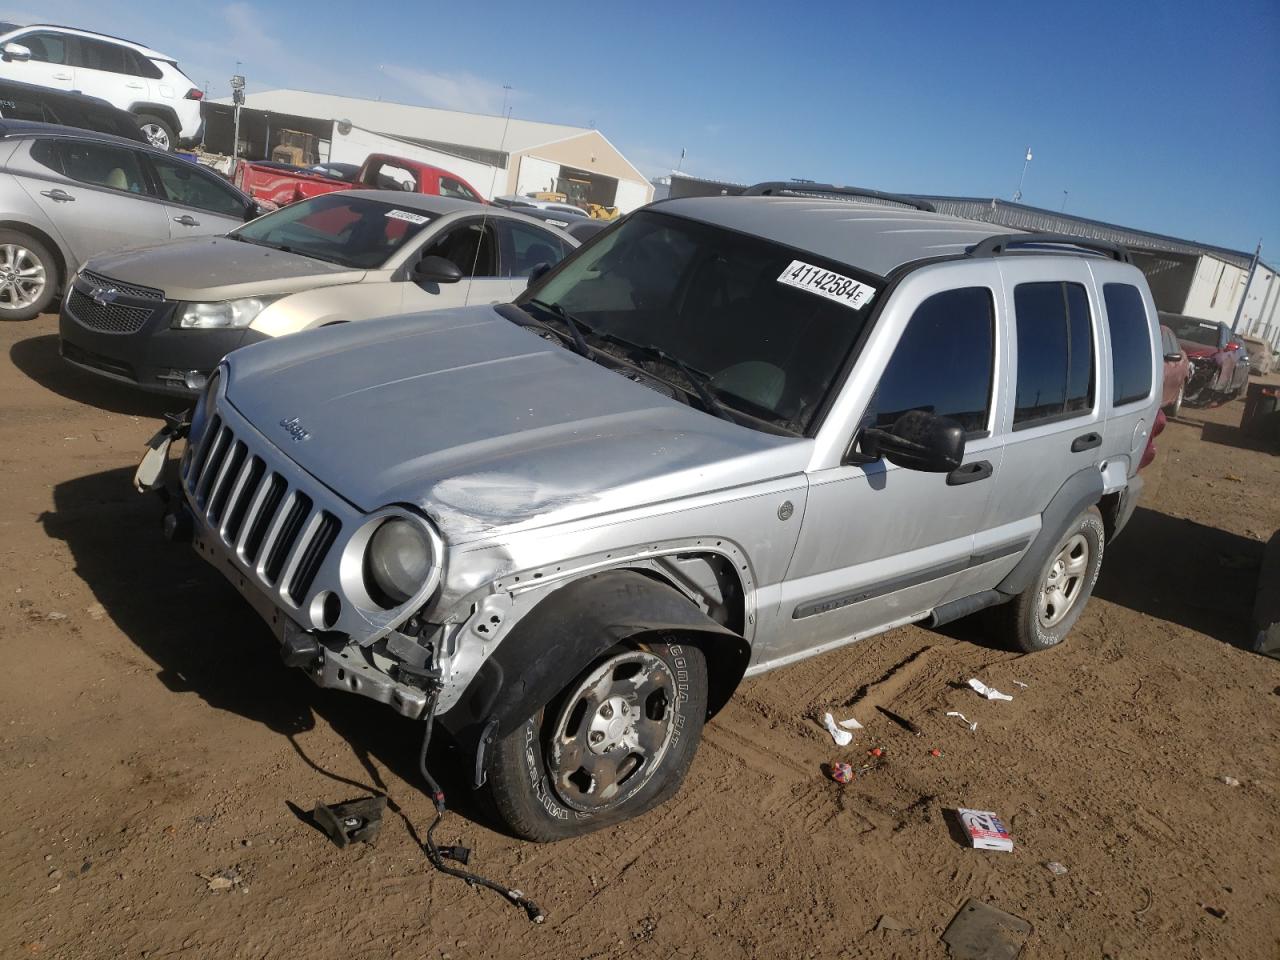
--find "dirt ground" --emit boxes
[2,313,1278,960]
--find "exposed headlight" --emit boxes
[176,296,279,329]
[363,518,433,607]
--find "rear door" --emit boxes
[1091,265,1160,479]
[145,152,249,237]
[67,36,133,109]
[0,30,75,92]
[17,135,170,265]
[403,217,512,311]
[978,257,1108,570]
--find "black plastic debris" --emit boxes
[312,795,387,848]
[941,898,1032,960]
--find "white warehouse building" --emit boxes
[209,88,654,212]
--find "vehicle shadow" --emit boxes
[1094,505,1262,649]
[1199,419,1278,455]
[9,333,175,417]
[39,464,498,833]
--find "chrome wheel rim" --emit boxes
[0,243,46,309]
[1038,533,1089,628]
[547,650,678,813]
[141,123,171,150]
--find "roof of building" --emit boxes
[656,196,1011,277]
[217,89,591,155]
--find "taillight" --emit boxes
[185,88,203,100]
[1138,409,1166,471]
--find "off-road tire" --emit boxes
[0,229,58,321]
[135,113,176,151]
[488,636,708,842]
[991,506,1105,653]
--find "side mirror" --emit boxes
[858,410,965,472]
[245,199,276,221]
[527,261,552,284]
[413,255,463,284]
[2,42,32,62]
[1164,351,1183,363]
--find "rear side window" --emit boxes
[57,140,147,194]
[1013,281,1095,428]
[1104,283,1154,405]
[867,287,995,435]
[124,50,163,79]
[151,154,246,217]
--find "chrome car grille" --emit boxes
[67,288,154,334]
[79,269,164,301]
[184,414,341,607]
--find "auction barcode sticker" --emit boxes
[777,260,876,310]
[386,209,429,224]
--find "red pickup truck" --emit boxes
[233,153,488,208]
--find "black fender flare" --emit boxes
[129,103,181,131]
[997,466,1104,597]
[440,569,750,788]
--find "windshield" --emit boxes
[233,193,437,269]
[520,210,880,433]
[1164,315,1221,347]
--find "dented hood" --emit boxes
[223,307,809,541]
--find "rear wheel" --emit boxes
[136,114,175,151]
[1164,382,1184,419]
[488,636,708,842]
[990,507,1105,653]
[0,230,58,321]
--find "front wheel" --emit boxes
[488,637,708,842]
[1164,382,1184,419]
[990,506,1105,653]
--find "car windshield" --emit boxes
[232,193,436,269]
[1165,315,1221,347]
[519,210,881,434]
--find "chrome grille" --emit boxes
[68,289,154,334]
[185,417,341,608]
[80,269,164,301]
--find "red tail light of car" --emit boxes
[185,88,204,100]
[1139,409,1166,471]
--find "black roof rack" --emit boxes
[743,181,936,213]
[967,233,1133,264]
[13,24,149,50]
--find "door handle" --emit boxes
[52,72,72,80]
[126,81,146,89]
[1071,431,1102,452]
[946,460,993,486]
[40,188,75,202]
[173,215,200,227]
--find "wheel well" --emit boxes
[0,221,66,293]
[130,104,180,129]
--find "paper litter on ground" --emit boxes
[821,712,853,746]
[967,677,1014,701]
[837,717,863,730]
[946,711,978,732]
[1012,680,1029,688]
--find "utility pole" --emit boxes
[675,147,686,174]
[501,84,512,116]
[1230,239,1262,334]
[1012,146,1032,202]
[230,74,246,161]
[1060,189,1069,212]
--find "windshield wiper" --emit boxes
[494,302,594,360]
[610,338,736,424]
[524,299,595,360]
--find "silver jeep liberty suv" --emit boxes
[138,182,1161,841]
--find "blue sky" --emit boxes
[7,0,1278,254]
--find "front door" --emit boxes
[770,267,1005,665]
[147,152,249,238]
[403,218,521,312]
[0,31,75,92]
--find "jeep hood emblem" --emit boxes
[279,416,311,442]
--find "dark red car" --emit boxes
[1159,324,1191,416]
[1160,312,1250,406]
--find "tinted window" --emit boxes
[30,138,63,173]
[58,140,147,194]
[21,32,69,64]
[152,154,246,217]
[1013,281,1095,427]
[124,49,162,79]
[421,221,498,276]
[438,175,480,202]
[868,287,995,435]
[1164,314,1221,347]
[1103,283,1154,406]
[0,91,51,122]
[77,38,127,73]
[502,220,569,277]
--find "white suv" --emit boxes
[0,24,202,150]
